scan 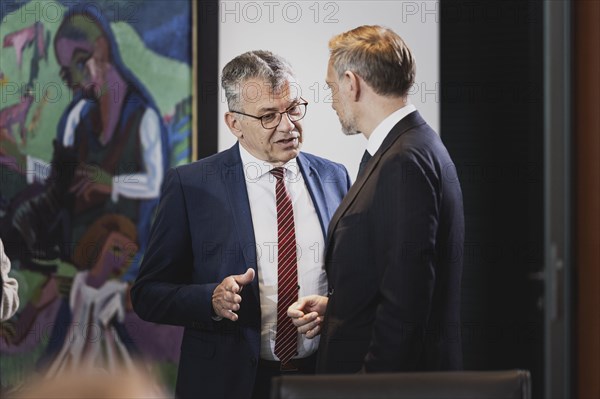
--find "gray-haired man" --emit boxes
[132,51,350,399]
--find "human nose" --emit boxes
[276,111,295,131]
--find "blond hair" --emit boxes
[329,25,416,97]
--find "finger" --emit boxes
[291,312,317,328]
[214,301,238,321]
[292,298,308,312]
[306,325,321,339]
[302,312,319,323]
[291,317,307,328]
[306,311,320,320]
[216,297,239,311]
[298,318,320,334]
[226,293,243,309]
[221,308,238,321]
[220,299,239,321]
[287,308,304,319]
[234,268,255,287]
[221,309,237,321]
[223,291,242,304]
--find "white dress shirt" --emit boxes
[366,104,417,156]
[239,145,327,361]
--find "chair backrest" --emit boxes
[271,370,531,399]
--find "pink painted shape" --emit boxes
[3,24,36,69]
[0,95,34,144]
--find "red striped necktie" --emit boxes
[270,167,298,365]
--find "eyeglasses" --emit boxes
[230,101,308,129]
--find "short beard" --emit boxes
[342,127,361,136]
[340,115,361,136]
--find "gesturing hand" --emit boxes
[211,268,255,321]
[287,295,328,339]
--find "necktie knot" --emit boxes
[358,150,372,177]
[270,167,285,181]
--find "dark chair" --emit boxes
[271,370,531,399]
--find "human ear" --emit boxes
[225,112,243,139]
[343,71,361,101]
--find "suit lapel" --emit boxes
[222,143,260,300]
[297,153,329,238]
[326,111,427,246]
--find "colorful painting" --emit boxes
[0,0,195,392]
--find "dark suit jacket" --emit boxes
[317,111,464,374]
[131,143,350,399]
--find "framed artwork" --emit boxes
[0,0,208,393]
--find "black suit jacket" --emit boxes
[131,144,350,399]
[317,111,464,373]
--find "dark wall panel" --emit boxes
[441,1,544,397]
[196,0,219,159]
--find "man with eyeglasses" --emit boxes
[131,50,351,399]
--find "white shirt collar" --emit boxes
[366,104,417,156]
[238,143,300,181]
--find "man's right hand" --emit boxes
[288,295,328,339]
[211,268,255,321]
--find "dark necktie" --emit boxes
[270,167,298,365]
[358,149,372,177]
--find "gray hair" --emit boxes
[221,50,296,111]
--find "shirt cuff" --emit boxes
[211,304,223,321]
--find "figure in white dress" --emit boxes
[46,214,138,377]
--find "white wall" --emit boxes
[218,0,439,179]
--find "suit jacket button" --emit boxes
[328,288,334,296]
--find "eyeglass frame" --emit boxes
[229,100,308,129]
